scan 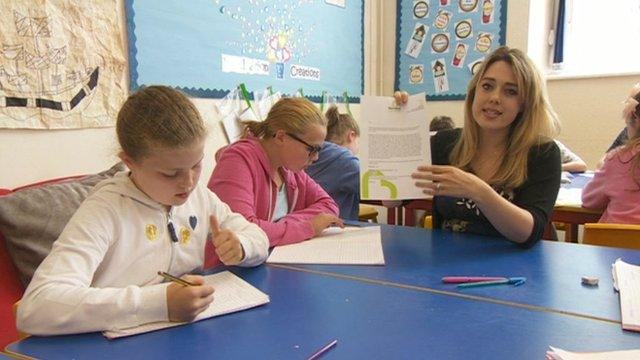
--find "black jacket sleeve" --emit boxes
[515,141,561,247]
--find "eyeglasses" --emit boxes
[286,132,322,157]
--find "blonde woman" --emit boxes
[209,97,342,247]
[406,46,561,247]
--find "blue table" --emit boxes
[6,225,640,359]
[279,225,640,323]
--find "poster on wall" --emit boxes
[396,0,508,100]
[0,1,127,129]
[126,0,363,102]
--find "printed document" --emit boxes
[359,93,430,200]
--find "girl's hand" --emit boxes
[210,215,244,265]
[310,214,344,236]
[166,274,214,322]
[411,165,491,200]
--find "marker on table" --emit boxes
[307,339,338,360]
[457,277,526,289]
[157,271,196,287]
[442,276,507,283]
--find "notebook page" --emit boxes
[103,271,269,339]
[266,226,385,265]
[547,346,640,360]
[614,259,640,332]
[555,188,582,207]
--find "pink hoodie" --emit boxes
[582,145,640,224]
[208,137,339,246]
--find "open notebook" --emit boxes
[266,226,385,265]
[103,271,269,339]
[546,346,640,359]
[612,259,640,332]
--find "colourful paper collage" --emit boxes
[396,0,508,100]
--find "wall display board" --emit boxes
[396,0,507,100]
[126,0,363,102]
[0,1,127,129]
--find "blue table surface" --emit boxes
[7,265,640,360]
[284,224,640,322]
[563,172,592,189]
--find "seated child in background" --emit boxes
[554,140,588,173]
[596,82,640,169]
[306,106,361,220]
[430,115,455,132]
[582,85,640,224]
[209,97,342,247]
[17,86,269,336]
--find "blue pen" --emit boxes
[457,277,526,289]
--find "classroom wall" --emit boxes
[375,0,528,138]
[377,0,637,169]
[1,1,636,187]
[0,2,362,189]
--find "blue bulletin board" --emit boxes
[125,0,363,102]
[396,0,507,100]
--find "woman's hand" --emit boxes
[411,165,491,201]
[393,91,409,106]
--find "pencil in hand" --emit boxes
[157,271,196,287]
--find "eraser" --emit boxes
[581,276,599,286]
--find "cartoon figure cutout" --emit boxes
[405,23,429,58]
[431,58,450,93]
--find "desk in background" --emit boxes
[7,225,640,359]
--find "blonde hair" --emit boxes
[325,105,360,145]
[117,86,206,160]
[243,97,325,138]
[451,46,560,188]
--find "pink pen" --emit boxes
[442,276,508,283]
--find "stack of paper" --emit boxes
[103,271,269,339]
[546,346,640,359]
[267,226,385,265]
[555,188,583,207]
[612,259,640,332]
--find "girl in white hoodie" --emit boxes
[17,86,269,335]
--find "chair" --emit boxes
[583,223,640,250]
[423,215,433,229]
[358,205,378,223]
[12,300,28,340]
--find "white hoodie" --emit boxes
[17,172,268,335]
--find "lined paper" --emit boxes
[103,271,269,339]
[266,226,385,265]
[613,259,640,332]
[547,346,640,359]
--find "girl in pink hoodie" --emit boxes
[209,97,342,246]
[582,83,640,224]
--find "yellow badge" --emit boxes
[180,226,191,245]
[145,224,159,241]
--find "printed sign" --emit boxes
[289,64,321,81]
